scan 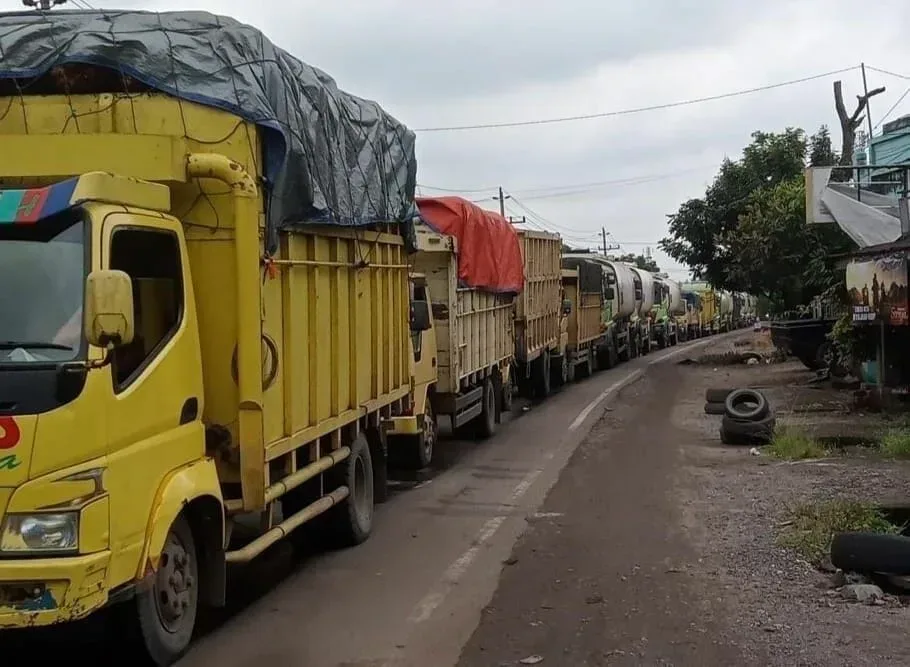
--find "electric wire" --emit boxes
[414,66,860,132]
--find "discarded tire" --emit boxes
[724,388,769,421]
[705,388,734,403]
[719,413,776,446]
[831,532,910,576]
[704,401,726,415]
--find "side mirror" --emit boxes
[84,269,135,348]
[410,300,432,332]
[561,299,572,315]
[604,287,615,300]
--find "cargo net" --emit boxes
[0,9,418,253]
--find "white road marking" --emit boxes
[401,334,724,635]
[568,369,643,432]
[406,469,542,625]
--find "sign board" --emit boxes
[846,255,909,325]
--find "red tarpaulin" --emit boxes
[416,196,524,294]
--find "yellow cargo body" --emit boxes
[412,224,514,397]
[514,230,562,363]
[0,93,410,521]
[561,269,603,348]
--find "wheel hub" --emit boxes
[154,533,194,632]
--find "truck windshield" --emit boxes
[0,210,86,364]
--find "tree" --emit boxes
[660,128,807,289]
[833,80,884,169]
[809,124,839,167]
[660,126,855,310]
[616,252,660,272]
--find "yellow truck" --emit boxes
[0,10,418,664]
[559,265,605,379]
[384,202,517,468]
[513,230,567,397]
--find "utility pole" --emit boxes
[601,227,608,256]
[861,63,875,142]
[493,187,510,218]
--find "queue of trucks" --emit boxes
[0,10,754,665]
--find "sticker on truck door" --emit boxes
[0,416,22,470]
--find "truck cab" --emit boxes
[0,175,223,651]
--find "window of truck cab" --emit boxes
[0,208,88,365]
[106,224,184,392]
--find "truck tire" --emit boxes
[831,532,910,576]
[391,401,437,470]
[501,379,513,413]
[724,388,770,421]
[325,432,374,547]
[595,345,610,370]
[534,349,552,398]
[551,353,569,388]
[619,338,632,362]
[475,377,497,439]
[132,514,198,666]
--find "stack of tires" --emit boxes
[703,387,776,446]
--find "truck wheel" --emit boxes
[534,349,552,398]
[134,515,198,666]
[501,379,513,413]
[476,377,497,439]
[619,339,631,362]
[551,353,568,388]
[326,433,374,547]
[393,402,437,470]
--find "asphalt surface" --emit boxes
[456,362,743,666]
[0,334,721,667]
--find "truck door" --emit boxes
[97,212,205,588]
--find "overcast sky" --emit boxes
[18,0,910,279]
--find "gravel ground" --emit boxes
[458,332,910,667]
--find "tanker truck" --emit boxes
[562,254,637,365]
[653,275,687,347]
[629,266,656,355]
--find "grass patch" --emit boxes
[765,428,827,460]
[880,429,910,459]
[778,500,900,567]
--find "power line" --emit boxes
[874,87,910,130]
[865,65,910,81]
[419,165,713,202]
[414,66,860,133]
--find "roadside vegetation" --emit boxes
[778,500,900,567]
[880,429,910,459]
[766,428,826,461]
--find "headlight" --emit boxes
[1,513,79,553]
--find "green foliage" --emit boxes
[880,429,910,458]
[660,126,854,309]
[765,427,827,460]
[616,252,660,272]
[808,124,839,167]
[778,500,899,567]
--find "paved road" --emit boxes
[457,361,743,666]
[1,335,720,667]
[179,339,711,667]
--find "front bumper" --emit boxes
[384,414,421,437]
[0,551,110,628]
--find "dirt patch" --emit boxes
[675,334,910,665]
[459,331,910,667]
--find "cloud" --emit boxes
[39,0,910,277]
